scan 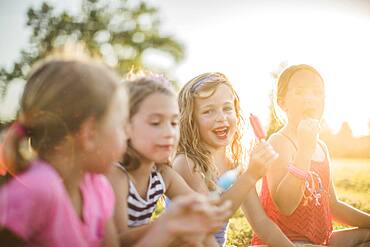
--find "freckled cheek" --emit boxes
[227,116,237,135]
[227,114,237,126]
[198,116,215,130]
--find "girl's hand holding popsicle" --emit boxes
[211,114,279,200]
[247,114,279,182]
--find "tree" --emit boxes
[338,122,353,138]
[0,0,184,96]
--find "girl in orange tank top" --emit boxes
[252,64,370,247]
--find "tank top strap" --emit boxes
[279,132,298,151]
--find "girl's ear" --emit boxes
[277,98,287,112]
[75,116,98,152]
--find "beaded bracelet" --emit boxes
[287,162,310,180]
[288,162,324,206]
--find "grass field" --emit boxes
[154,159,370,246]
[224,158,370,246]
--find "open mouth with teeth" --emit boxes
[212,126,229,139]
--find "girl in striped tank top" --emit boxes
[252,64,370,247]
[107,71,233,246]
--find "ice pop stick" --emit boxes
[249,113,266,140]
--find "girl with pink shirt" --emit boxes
[0,57,127,247]
[0,56,227,247]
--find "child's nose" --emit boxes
[303,92,319,103]
[215,110,227,122]
[163,123,177,137]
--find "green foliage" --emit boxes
[0,0,184,96]
[225,209,252,246]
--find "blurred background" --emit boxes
[1,0,369,245]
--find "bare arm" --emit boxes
[268,119,321,216]
[174,155,256,214]
[135,193,231,247]
[329,177,370,228]
[106,166,155,246]
[267,134,311,215]
[102,218,120,247]
[242,188,295,247]
[159,165,195,199]
[161,165,220,245]
[106,166,129,234]
[173,142,276,218]
[132,216,175,247]
[318,142,370,228]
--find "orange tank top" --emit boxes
[251,147,333,245]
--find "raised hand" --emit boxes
[297,118,320,157]
[247,141,279,181]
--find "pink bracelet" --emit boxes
[287,163,310,180]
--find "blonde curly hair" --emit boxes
[177,72,245,189]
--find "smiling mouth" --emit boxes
[212,127,229,139]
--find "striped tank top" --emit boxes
[125,167,166,227]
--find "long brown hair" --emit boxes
[277,64,323,103]
[2,57,121,176]
[177,72,245,189]
[122,71,176,171]
[270,64,324,133]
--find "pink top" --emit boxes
[0,160,115,247]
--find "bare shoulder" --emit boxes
[268,132,293,152]
[172,153,196,176]
[157,164,176,180]
[172,154,208,194]
[318,139,329,153]
[106,164,128,194]
[268,132,295,166]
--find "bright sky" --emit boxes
[1,0,370,136]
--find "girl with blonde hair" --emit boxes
[175,72,296,246]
